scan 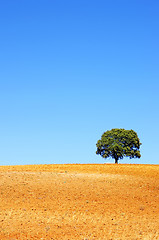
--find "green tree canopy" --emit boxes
[96,128,142,163]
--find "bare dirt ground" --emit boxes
[0,164,159,240]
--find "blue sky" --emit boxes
[0,0,159,165]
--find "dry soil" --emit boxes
[0,164,159,239]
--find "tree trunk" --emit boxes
[113,152,118,164]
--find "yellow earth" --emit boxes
[0,164,159,239]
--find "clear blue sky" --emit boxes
[0,0,159,165]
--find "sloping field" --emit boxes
[0,164,159,240]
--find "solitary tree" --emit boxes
[96,128,142,164]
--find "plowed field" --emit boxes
[0,164,159,240]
